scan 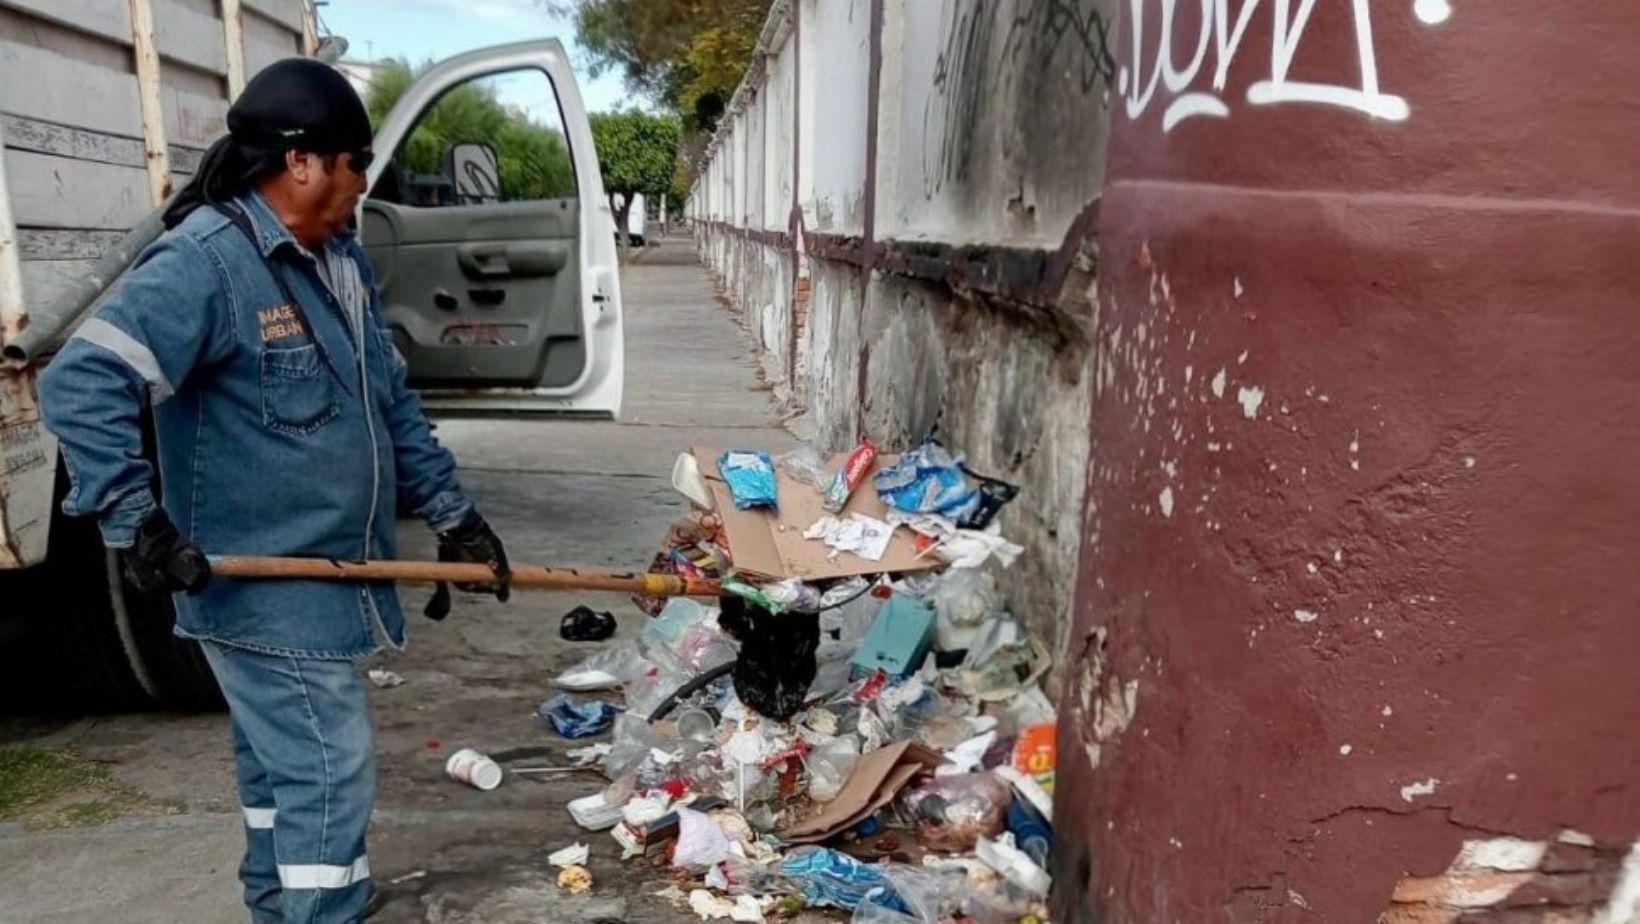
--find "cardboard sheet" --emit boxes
[778,740,942,845]
[695,448,940,581]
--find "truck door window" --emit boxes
[367,66,577,207]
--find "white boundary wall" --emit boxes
[692,0,1115,669]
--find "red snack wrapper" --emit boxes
[822,439,879,513]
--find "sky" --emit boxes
[315,0,641,115]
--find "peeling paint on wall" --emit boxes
[1384,836,1640,923]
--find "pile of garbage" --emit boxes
[543,440,1057,923]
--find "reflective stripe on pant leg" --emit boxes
[280,655,375,923]
[212,657,283,924]
[200,643,376,924]
[277,856,370,890]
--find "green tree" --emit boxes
[573,0,771,201]
[589,109,681,234]
[363,59,576,201]
[574,0,770,130]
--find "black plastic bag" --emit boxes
[717,594,819,720]
[560,605,617,641]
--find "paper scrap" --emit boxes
[804,513,895,562]
[655,884,690,906]
[566,743,612,767]
[622,793,672,826]
[366,669,404,688]
[687,890,765,923]
[937,730,998,776]
[885,511,1024,568]
[689,889,736,920]
[548,842,590,868]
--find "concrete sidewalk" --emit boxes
[0,232,797,924]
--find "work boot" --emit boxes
[361,886,389,920]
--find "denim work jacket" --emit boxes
[39,192,472,659]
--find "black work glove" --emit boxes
[424,510,510,620]
[120,509,211,596]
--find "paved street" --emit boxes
[0,233,799,924]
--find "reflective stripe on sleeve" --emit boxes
[242,806,276,830]
[73,317,174,403]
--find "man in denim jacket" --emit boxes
[39,60,509,924]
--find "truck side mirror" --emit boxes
[445,142,502,205]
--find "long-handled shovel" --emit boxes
[209,555,721,598]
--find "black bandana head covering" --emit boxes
[163,58,373,228]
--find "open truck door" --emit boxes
[360,40,624,416]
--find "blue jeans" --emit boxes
[202,642,376,924]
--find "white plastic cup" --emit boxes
[675,708,716,743]
[445,747,503,791]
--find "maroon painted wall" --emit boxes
[1054,2,1640,921]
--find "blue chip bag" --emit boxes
[779,846,893,910]
[872,440,979,521]
[718,450,779,511]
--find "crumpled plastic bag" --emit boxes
[950,617,1051,701]
[976,832,1051,897]
[900,773,1011,853]
[624,660,696,720]
[672,806,733,870]
[780,445,830,492]
[560,605,617,641]
[934,525,1023,570]
[818,582,881,662]
[536,694,621,739]
[641,598,738,679]
[779,846,891,911]
[929,569,1001,650]
[718,594,819,721]
[851,865,966,924]
[872,441,978,521]
[553,639,647,692]
[886,512,1023,570]
[802,733,861,803]
[601,713,674,781]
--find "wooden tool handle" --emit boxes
[210,556,720,598]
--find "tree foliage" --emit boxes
[590,109,681,230]
[364,59,576,200]
[573,0,769,208]
[590,109,681,200]
[574,0,771,132]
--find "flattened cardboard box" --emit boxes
[778,740,943,845]
[695,448,939,581]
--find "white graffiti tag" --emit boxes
[1120,0,1449,131]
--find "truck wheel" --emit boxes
[0,462,221,712]
[109,552,223,711]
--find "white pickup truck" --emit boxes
[0,0,624,707]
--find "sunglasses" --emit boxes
[345,150,375,174]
